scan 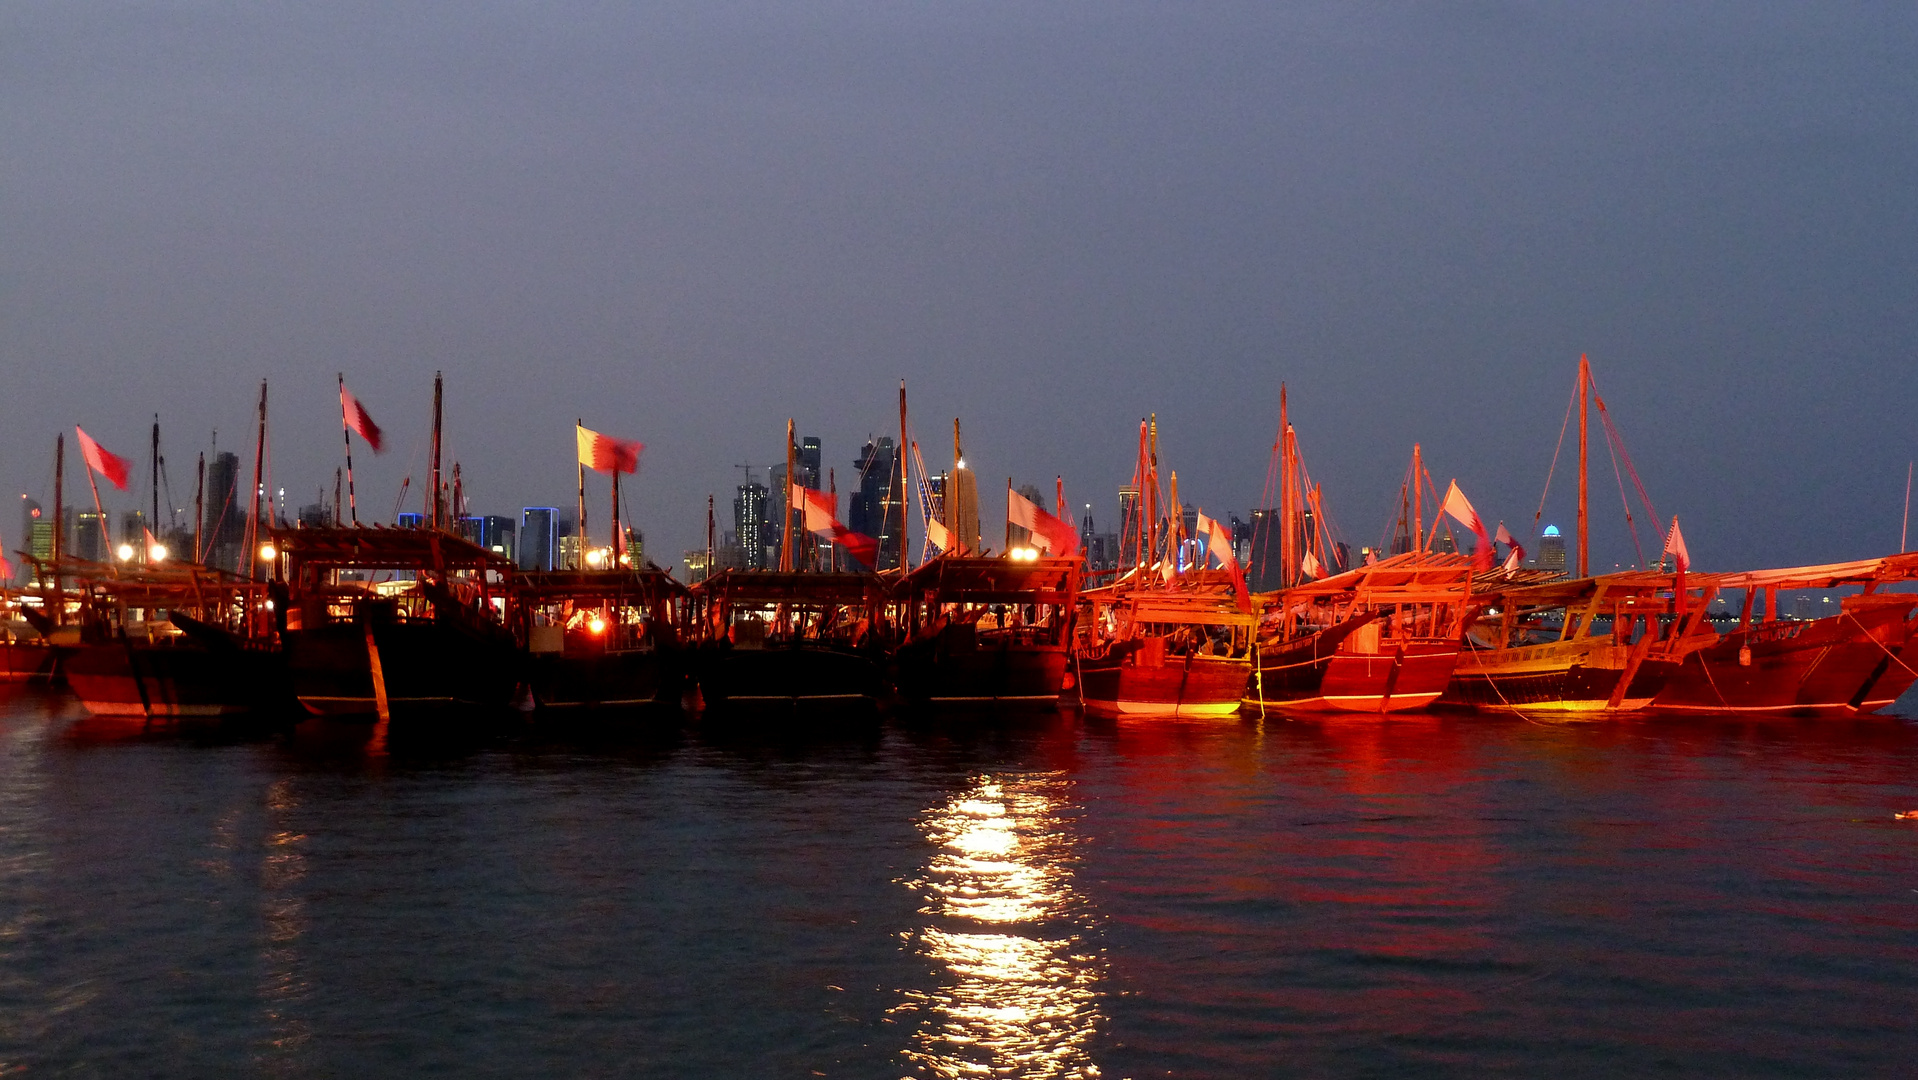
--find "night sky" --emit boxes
[5,2,1915,575]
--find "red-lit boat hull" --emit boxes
[1655,600,1918,716]
[1077,652,1250,718]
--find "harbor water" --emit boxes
[3,687,1916,1077]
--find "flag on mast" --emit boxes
[75,427,131,491]
[340,384,385,452]
[1007,488,1078,555]
[1495,521,1525,573]
[1440,480,1495,570]
[1664,516,1690,573]
[576,424,642,474]
[792,483,879,568]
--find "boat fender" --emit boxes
[1739,645,1752,667]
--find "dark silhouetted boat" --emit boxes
[894,554,1080,707]
[689,570,890,713]
[518,567,688,711]
[275,526,522,719]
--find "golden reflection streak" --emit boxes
[897,777,1104,1079]
[257,778,311,1073]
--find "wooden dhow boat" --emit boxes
[894,554,1080,707]
[689,419,893,715]
[274,526,523,719]
[1653,554,1918,716]
[1076,572,1255,718]
[1242,400,1505,715]
[1247,551,1486,714]
[1440,570,1717,712]
[689,569,891,712]
[1073,417,1253,718]
[518,567,688,710]
[34,555,288,720]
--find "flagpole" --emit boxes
[1903,462,1912,552]
[576,420,587,570]
[80,445,111,578]
[193,451,204,562]
[1006,477,1012,554]
[898,381,909,570]
[780,419,795,572]
[611,466,622,568]
[339,374,359,526]
[52,434,65,623]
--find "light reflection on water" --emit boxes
[898,776,1104,1079]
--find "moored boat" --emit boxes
[1075,577,1255,718]
[1439,570,1717,713]
[519,567,688,710]
[275,526,522,718]
[689,570,891,712]
[1248,552,1486,714]
[894,554,1080,707]
[1654,554,1918,716]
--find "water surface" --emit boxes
[3,687,1915,1077]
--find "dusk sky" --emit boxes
[5,2,1915,574]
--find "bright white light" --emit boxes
[147,544,167,563]
[588,616,606,634]
[115,543,135,562]
[259,543,278,562]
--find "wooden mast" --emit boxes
[192,451,204,563]
[246,381,267,581]
[1577,354,1589,578]
[1146,414,1159,568]
[898,381,910,570]
[950,419,964,556]
[1282,388,1297,588]
[338,374,359,526]
[611,462,622,567]
[150,415,160,540]
[429,372,444,531]
[575,418,587,569]
[780,419,795,571]
[51,434,64,625]
[1412,443,1424,557]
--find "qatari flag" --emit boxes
[341,382,384,453]
[577,424,642,474]
[1440,480,1495,571]
[75,427,131,491]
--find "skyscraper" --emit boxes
[458,515,516,560]
[848,437,902,569]
[799,436,822,489]
[521,507,558,571]
[1117,485,1141,565]
[734,480,769,570]
[203,451,244,572]
[1538,525,1567,574]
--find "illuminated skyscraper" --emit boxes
[1538,525,1567,574]
[521,507,558,571]
[734,480,769,570]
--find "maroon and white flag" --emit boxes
[577,424,642,474]
[792,483,879,568]
[75,427,131,491]
[1440,480,1496,570]
[1008,488,1078,556]
[1495,521,1525,574]
[340,382,385,453]
[1664,516,1690,573]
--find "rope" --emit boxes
[1843,609,1918,679]
[1533,367,1580,535]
